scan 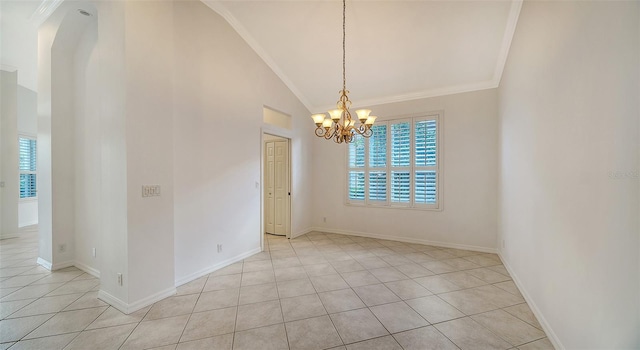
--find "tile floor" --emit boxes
[0,230,555,349]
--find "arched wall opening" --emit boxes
[37,2,101,278]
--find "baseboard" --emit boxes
[499,251,564,350]
[128,286,177,314]
[37,257,52,270]
[98,290,129,314]
[291,227,314,239]
[98,286,177,315]
[74,261,100,278]
[51,261,75,270]
[174,247,262,287]
[311,227,497,254]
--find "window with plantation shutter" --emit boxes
[19,137,37,199]
[346,113,441,209]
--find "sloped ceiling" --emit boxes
[216,1,519,112]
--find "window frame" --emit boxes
[19,134,37,201]
[345,111,443,211]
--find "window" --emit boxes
[19,137,37,199]
[347,113,440,209]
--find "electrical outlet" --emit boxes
[142,185,161,197]
[502,239,505,248]
[323,217,327,223]
[117,273,123,286]
[58,244,67,253]
[217,244,222,253]
[92,247,96,258]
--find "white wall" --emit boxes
[1,70,19,238]
[312,89,499,251]
[73,18,100,275]
[172,0,314,284]
[498,1,639,349]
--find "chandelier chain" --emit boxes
[342,0,346,93]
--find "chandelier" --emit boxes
[311,0,377,144]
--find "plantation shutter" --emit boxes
[390,121,411,204]
[348,135,365,201]
[19,137,37,199]
[414,118,437,205]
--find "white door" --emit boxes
[273,141,288,236]
[265,142,275,234]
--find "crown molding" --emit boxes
[200,0,522,113]
[201,0,314,112]
[30,0,64,27]
[314,80,499,113]
[493,0,523,86]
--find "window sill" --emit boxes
[344,201,442,212]
[19,197,38,203]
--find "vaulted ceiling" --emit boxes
[203,0,522,112]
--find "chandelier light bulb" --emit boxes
[355,109,371,122]
[311,114,326,126]
[328,109,343,121]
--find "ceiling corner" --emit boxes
[492,0,523,87]
[200,0,315,113]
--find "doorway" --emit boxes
[263,134,291,238]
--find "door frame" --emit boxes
[260,126,293,252]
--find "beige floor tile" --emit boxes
[280,294,326,322]
[303,263,338,277]
[486,265,510,276]
[46,279,100,297]
[285,315,343,350]
[210,262,243,277]
[0,274,46,289]
[405,295,464,324]
[309,274,349,293]
[193,288,239,312]
[276,278,316,298]
[370,301,429,333]
[330,260,365,273]
[384,279,432,300]
[144,294,198,321]
[0,298,35,319]
[0,287,21,299]
[233,323,289,350]
[518,337,555,350]
[330,308,388,344]
[472,309,546,346]
[298,255,329,266]
[8,332,77,350]
[244,251,271,262]
[271,256,301,268]
[368,267,409,283]
[346,335,402,350]
[352,284,400,306]
[64,323,137,350]
[239,283,278,305]
[341,271,380,288]
[176,333,232,350]
[463,254,501,267]
[241,270,276,286]
[354,257,390,269]
[62,291,108,311]
[120,314,190,350]
[504,303,543,330]
[413,275,463,294]
[9,293,83,318]
[242,260,273,273]
[180,307,236,342]
[0,314,52,342]
[235,300,282,331]
[274,266,308,282]
[380,255,413,266]
[30,271,83,285]
[1,283,65,302]
[394,263,434,278]
[203,274,241,291]
[471,285,525,308]
[438,289,500,315]
[435,317,511,350]
[86,306,150,330]
[494,280,524,297]
[318,289,366,314]
[24,306,107,339]
[175,276,207,296]
[440,271,488,289]
[466,267,512,283]
[420,261,457,274]
[393,326,459,350]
